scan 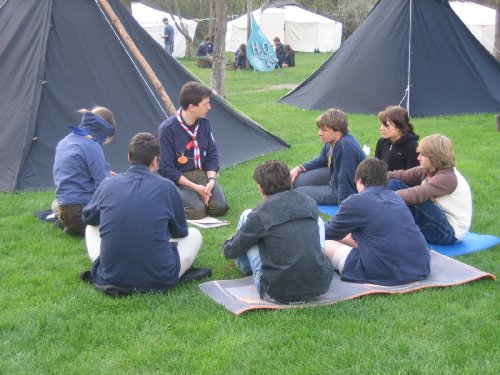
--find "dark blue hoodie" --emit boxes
[53,112,115,205]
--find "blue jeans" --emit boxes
[235,209,263,292]
[165,42,174,55]
[387,179,456,245]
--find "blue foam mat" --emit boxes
[318,205,500,257]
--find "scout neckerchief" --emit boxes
[327,144,333,169]
[176,109,202,170]
[328,136,341,169]
[70,126,93,139]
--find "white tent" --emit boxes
[131,1,197,57]
[450,1,496,55]
[225,5,342,53]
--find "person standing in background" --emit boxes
[162,18,174,55]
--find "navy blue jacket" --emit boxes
[325,186,430,286]
[197,41,209,56]
[83,164,188,291]
[157,112,220,183]
[163,24,174,45]
[275,42,285,67]
[302,133,365,203]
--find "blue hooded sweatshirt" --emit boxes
[53,112,115,205]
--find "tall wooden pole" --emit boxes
[97,0,176,115]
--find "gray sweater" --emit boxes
[223,190,334,302]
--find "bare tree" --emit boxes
[211,0,228,97]
[335,0,377,37]
[208,0,216,37]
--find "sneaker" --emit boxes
[179,267,212,283]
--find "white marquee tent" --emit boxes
[131,1,197,57]
[450,1,496,55]
[225,5,342,53]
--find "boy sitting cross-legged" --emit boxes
[325,158,430,286]
[222,160,334,303]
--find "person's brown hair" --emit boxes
[253,160,291,196]
[355,158,388,187]
[316,108,349,134]
[378,105,414,135]
[128,132,159,166]
[179,81,212,109]
[417,134,456,170]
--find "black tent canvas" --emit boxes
[280,0,500,117]
[0,0,288,192]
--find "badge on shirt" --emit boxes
[177,153,188,165]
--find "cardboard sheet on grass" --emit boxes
[318,205,500,256]
[199,251,495,315]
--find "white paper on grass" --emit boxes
[187,217,230,229]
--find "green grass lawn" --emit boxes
[1,52,499,374]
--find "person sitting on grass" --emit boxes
[197,35,211,57]
[387,134,472,245]
[83,132,203,294]
[53,106,116,236]
[157,82,229,220]
[283,45,295,67]
[222,160,334,303]
[375,105,419,172]
[290,108,365,205]
[234,43,247,70]
[324,158,430,286]
[273,37,285,68]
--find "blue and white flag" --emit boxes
[246,15,278,72]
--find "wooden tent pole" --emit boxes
[97,0,176,116]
